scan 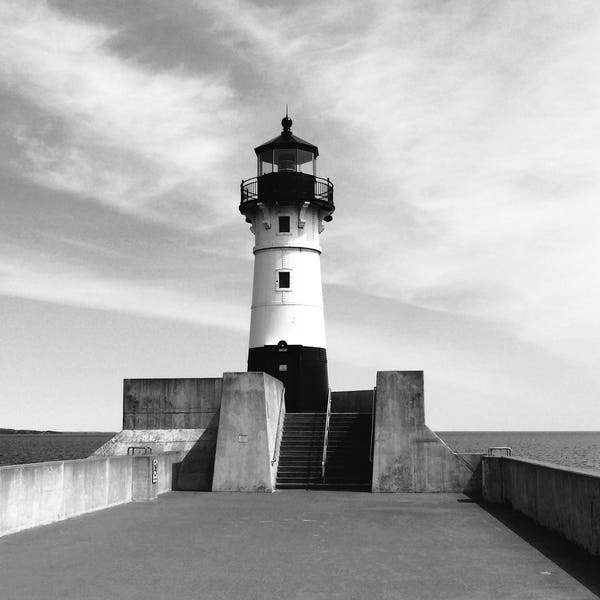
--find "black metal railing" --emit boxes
[241,177,258,203]
[240,175,334,206]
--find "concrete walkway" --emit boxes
[0,491,598,600]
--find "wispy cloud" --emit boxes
[0,249,248,330]
[0,0,241,224]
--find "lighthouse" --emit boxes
[240,115,334,412]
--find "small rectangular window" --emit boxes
[278,271,290,289]
[278,215,290,233]
[279,364,288,372]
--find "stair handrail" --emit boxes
[369,387,376,463]
[321,387,332,481]
[271,386,286,466]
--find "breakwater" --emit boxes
[0,452,182,537]
[482,455,600,556]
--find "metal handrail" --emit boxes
[271,387,286,466]
[127,446,152,456]
[240,175,334,205]
[321,388,332,482]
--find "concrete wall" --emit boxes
[0,452,182,538]
[123,378,222,429]
[96,377,223,491]
[372,371,481,493]
[482,456,600,555]
[331,389,374,413]
[212,372,285,492]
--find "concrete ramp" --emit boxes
[372,371,481,493]
[93,428,218,490]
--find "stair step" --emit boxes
[276,411,373,490]
[276,483,371,491]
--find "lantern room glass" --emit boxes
[257,149,316,176]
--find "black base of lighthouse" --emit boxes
[247,344,328,412]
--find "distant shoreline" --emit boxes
[0,429,116,435]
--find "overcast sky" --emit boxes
[1,0,599,431]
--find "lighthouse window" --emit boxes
[258,151,273,175]
[274,148,296,172]
[278,216,290,233]
[296,149,315,174]
[278,271,290,289]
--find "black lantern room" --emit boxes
[240,116,334,218]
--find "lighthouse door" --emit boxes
[275,344,300,412]
[247,342,301,411]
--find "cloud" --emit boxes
[0,0,241,224]
[0,249,249,331]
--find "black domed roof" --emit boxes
[254,116,319,157]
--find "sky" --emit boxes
[1,0,599,431]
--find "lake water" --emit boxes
[0,433,115,467]
[438,431,600,473]
[1,431,599,474]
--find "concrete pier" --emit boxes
[1,491,598,600]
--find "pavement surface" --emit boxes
[0,491,598,600]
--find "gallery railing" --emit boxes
[240,175,334,205]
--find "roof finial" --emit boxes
[281,105,292,134]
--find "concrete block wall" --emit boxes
[123,378,222,430]
[0,452,182,538]
[482,456,600,556]
[212,372,285,492]
[372,371,481,493]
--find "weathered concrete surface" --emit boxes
[212,372,284,492]
[155,450,183,494]
[372,371,481,493]
[483,456,600,555]
[331,389,374,413]
[122,377,222,430]
[0,492,597,600]
[0,453,181,537]
[95,378,223,491]
[93,427,215,455]
[93,428,217,491]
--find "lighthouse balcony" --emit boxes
[240,173,334,215]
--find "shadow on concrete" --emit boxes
[475,498,600,598]
[172,414,220,491]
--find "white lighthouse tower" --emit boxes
[240,115,334,411]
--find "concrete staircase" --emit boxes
[323,413,373,491]
[275,412,373,490]
[276,413,325,489]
